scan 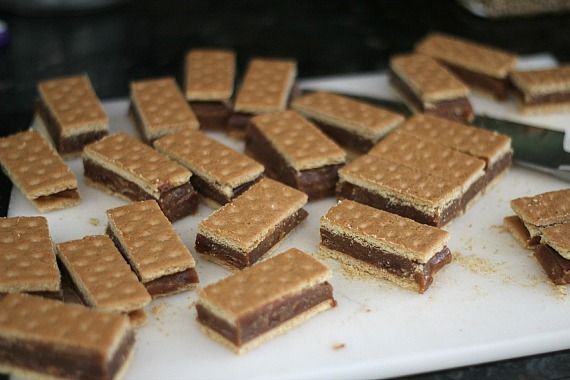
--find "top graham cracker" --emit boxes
[511,188,570,227]
[390,54,470,102]
[38,74,108,136]
[541,223,570,260]
[0,216,60,293]
[154,129,264,190]
[198,248,330,322]
[250,110,346,171]
[198,178,308,253]
[322,200,449,263]
[56,235,151,313]
[233,58,297,114]
[510,66,570,96]
[415,33,517,79]
[83,133,191,199]
[185,49,236,101]
[291,91,405,140]
[107,200,196,283]
[399,114,511,166]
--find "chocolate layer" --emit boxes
[34,188,80,205]
[227,112,252,133]
[196,282,334,346]
[443,62,510,100]
[311,119,376,153]
[190,174,261,205]
[84,158,199,222]
[128,103,152,143]
[195,208,308,269]
[512,87,570,106]
[534,244,570,285]
[190,101,232,130]
[246,124,343,199]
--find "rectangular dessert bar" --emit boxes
[320,200,451,293]
[415,33,517,100]
[0,217,61,299]
[185,49,236,129]
[36,74,108,158]
[246,110,346,200]
[106,200,199,298]
[510,66,570,114]
[154,129,264,207]
[196,248,335,353]
[83,132,199,221]
[195,178,308,269]
[0,130,80,212]
[292,91,405,154]
[129,77,199,142]
[534,223,570,285]
[390,53,474,123]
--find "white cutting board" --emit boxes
[9,55,570,380]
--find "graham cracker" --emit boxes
[415,33,517,79]
[510,66,570,96]
[517,101,570,115]
[185,49,236,101]
[233,58,297,114]
[198,178,307,253]
[390,53,470,102]
[511,188,570,227]
[291,91,405,141]
[56,235,151,313]
[106,200,196,283]
[38,74,108,137]
[130,77,199,141]
[0,217,60,293]
[83,133,191,199]
[250,110,346,171]
[541,223,570,260]
[0,130,80,212]
[503,215,533,249]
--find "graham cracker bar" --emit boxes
[196,178,308,269]
[0,217,60,298]
[36,74,108,158]
[106,200,199,298]
[415,33,517,100]
[57,235,151,325]
[246,110,346,199]
[0,130,80,212]
[196,248,335,354]
[510,66,570,114]
[320,200,451,293]
[390,53,474,123]
[83,132,199,221]
[0,293,134,380]
[154,129,264,206]
[292,91,405,154]
[535,223,570,285]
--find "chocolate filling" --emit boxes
[389,69,474,123]
[35,99,108,155]
[321,229,451,293]
[196,282,334,346]
[83,158,199,222]
[195,208,308,269]
[189,101,232,130]
[33,188,80,206]
[245,124,343,199]
[311,119,376,153]
[0,328,134,380]
[442,62,511,101]
[128,103,152,143]
[512,87,570,106]
[534,244,570,285]
[190,174,261,205]
[227,112,252,132]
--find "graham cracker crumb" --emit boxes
[490,224,508,233]
[152,303,166,318]
[332,343,346,351]
[553,284,567,299]
[454,252,496,275]
[89,218,100,226]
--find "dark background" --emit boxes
[2,1,570,379]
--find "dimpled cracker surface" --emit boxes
[131,78,199,139]
[84,133,190,198]
[511,189,570,226]
[541,223,570,259]
[0,217,59,292]
[154,129,263,188]
[185,49,235,101]
[390,54,470,102]
[107,200,195,283]
[321,200,449,263]
[291,92,404,140]
[198,178,308,253]
[199,248,331,322]
[415,33,517,78]
[510,66,570,96]
[0,130,78,199]
[57,235,151,313]
[250,110,346,171]
[234,58,297,114]
[38,74,108,135]
[399,114,511,165]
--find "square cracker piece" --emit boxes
[541,223,570,260]
[0,130,79,212]
[185,49,236,101]
[511,188,570,228]
[0,216,60,293]
[510,66,570,97]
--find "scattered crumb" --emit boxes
[490,224,508,233]
[332,343,346,351]
[454,252,496,275]
[472,284,488,297]
[152,303,166,317]
[188,301,196,310]
[89,218,100,226]
[553,284,567,299]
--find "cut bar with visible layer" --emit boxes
[534,223,570,285]
[106,200,199,298]
[196,248,335,353]
[510,66,570,114]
